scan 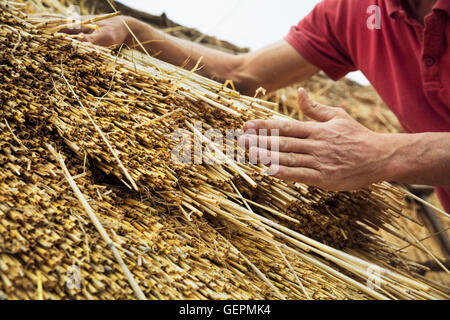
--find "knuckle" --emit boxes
[318,163,334,177]
[314,141,329,154]
[327,166,340,178]
[278,137,289,151]
[286,153,298,167]
[326,142,340,154]
[316,126,331,138]
[284,121,296,133]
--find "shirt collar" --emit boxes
[433,0,450,15]
[386,0,404,18]
[386,0,450,18]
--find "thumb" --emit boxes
[298,88,346,122]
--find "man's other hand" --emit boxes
[239,88,393,191]
[60,15,138,48]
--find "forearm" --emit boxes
[382,132,450,187]
[230,41,319,94]
[129,19,242,87]
[128,18,318,95]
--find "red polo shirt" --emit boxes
[286,0,450,213]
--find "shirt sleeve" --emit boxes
[285,0,357,80]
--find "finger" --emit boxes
[277,152,316,168]
[84,30,117,47]
[239,134,317,154]
[59,24,94,34]
[248,147,316,168]
[298,88,347,122]
[267,164,322,185]
[244,119,317,138]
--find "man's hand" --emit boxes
[61,15,139,48]
[239,88,393,191]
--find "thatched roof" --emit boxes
[0,0,448,300]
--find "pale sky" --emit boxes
[120,0,370,85]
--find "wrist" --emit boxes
[122,16,143,45]
[378,133,422,183]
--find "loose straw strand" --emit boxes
[276,245,311,300]
[397,222,450,273]
[398,185,450,219]
[218,233,285,300]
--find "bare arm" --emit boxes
[72,16,319,95]
[383,132,450,187]
[240,89,450,190]
[136,23,319,95]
